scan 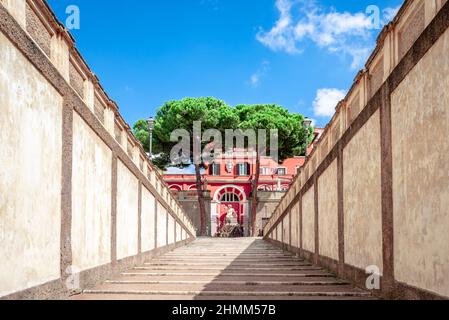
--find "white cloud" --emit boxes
[256,0,299,53]
[165,165,196,174]
[248,60,270,87]
[383,6,401,24]
[200,0,219,11]
[250,74,261,87]
[257,0,400,69]
[313,88,346,117]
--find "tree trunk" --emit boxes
[194,164,207,236]
[250,152,261,237]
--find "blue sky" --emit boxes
[47,0,403,128]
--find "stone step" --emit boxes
[71,238,373,301]
[162,254,296,258]
[154,254,300,257]
[150,256,303,260]
[175,250,286,252]
[72,293,376,301]
[172,249,284,252]
[151,257,304,262]
[145,262,310,267]
[91,282,364,291]
[133,266,321,272]
[83,289,371,298]
[105,280,350,286]
[121,271,335,277]
[113,274,338,282]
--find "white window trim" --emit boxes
[238,163,249,176]
[277,167,287,175]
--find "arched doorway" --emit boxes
[211,185,248,236]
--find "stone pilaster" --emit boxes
[51,33,70,82]
[83,78,95,112]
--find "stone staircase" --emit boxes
[72,238,374,300]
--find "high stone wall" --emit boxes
[0,0,195,299]
[264,0,449,299]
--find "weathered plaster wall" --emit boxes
[141,186,155,252]
[168,214,175,245]
[72,113,112,271]
[0,0,26,27]
[0,32,62,296]
[181,228,186,241]
[176,223,182,242]
[343,110,383,273]
[0,1,196,298]
[318,160,339,260]
[116,161,139,260]
[157,202,167,248]
[282,212,290,246]
[255,192,284,232]
[391,27,449,297]
[302,188,315,253]
[290,203,299,248]
[264,0,449,299]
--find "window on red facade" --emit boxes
[276,167,287,175]
[236,163,250,176]
[209,163,221,176]
[220,193,240,202]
